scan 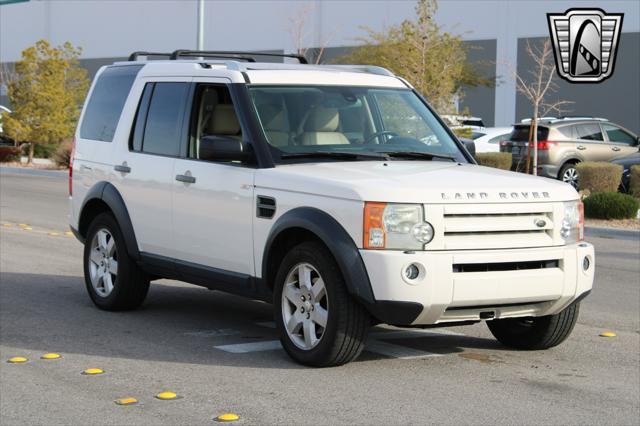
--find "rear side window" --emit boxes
[576,124,603,141]
[557,125,577,139]
[80,65,142,142]
[130,82,189,157]
[509,125,549,142]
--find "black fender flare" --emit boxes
[262,207,375,306]
[79,181,140,260]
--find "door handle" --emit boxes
[611,146,621,151]
[114,164,131,173]
[176,174,196,184]
[80,165,92,171]
[577,145,586,150]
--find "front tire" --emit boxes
[83,212,150,311]
[487,303,580,350]
[274,241,370,367]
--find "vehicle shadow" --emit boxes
[0,272,504,369]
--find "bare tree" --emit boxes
[515,40,572,175]
[287,1,333,64]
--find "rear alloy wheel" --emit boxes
[274,241,370,367]
[560,163,579,189]
[83,213,149,311]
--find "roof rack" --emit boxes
[127,50,308,63]
[128,51,173,61]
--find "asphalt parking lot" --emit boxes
[1,168,639,425]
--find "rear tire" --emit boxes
[83,212,149,311]
[487,303,580,350]
[274,241,370,367]
[559,163,579,189]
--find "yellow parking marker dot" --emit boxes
[216,413,240,422]
[7,356,28,363]
[48,232,60,236]
[41,353,61,360]
[115,397,139,406]
[155,391,178,400]
[23,227,33,231]
[82,368,104,375]
[18,223,29,228]
[65,231,73,236]
[600,331,617,337]
[2,223,12,227]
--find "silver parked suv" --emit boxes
[500,117,639,188]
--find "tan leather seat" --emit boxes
[257,103,290,147]
[300,107,349,145]
[205,104,241,139]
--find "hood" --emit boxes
[255,161,579,203]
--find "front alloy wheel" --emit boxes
[274,241,370,367]
[281,263,329,350]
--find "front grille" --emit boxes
[428,203,558,250]
[452,260,559,273]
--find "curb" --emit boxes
[0,166,66,178]
[585,226,640,241]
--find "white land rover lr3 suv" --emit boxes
[69,50,594,367]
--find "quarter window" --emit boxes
[602,124,636,145]
[80,65,142,142]
[576,124,603,141]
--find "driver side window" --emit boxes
[189,84,243,160]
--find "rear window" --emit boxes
[509,125,549,142]
[80,65,142,142]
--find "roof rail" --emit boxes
[169,50,308,64]
[326,65,395,77]
[128,51,173,61]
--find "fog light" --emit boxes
[583,256,590,271]
[404,263,420,280]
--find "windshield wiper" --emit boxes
[378,151,457,162]
[280,151,389,161]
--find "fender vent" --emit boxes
[257,196,276,219]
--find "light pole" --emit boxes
[197,0,204,50]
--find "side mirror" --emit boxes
[199,135,250,162]
[460,137,476,158]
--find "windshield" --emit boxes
[248,86,466,163]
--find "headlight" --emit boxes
[561,200,584,244]
[363,202,434,249]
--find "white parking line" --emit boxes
[214,340,282,353]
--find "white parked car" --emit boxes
[69,50,594,367]
[472,127,513,153]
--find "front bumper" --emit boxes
[360,242,594,325]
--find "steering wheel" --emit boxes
[364,130,399,144]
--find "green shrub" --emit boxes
[630,165,640,198]
[0,145,21,163]
[476,152,512,170]
[33,142,57,159]
[51,140,73,168]
[576,162,622,193]
[583,192,640,219]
